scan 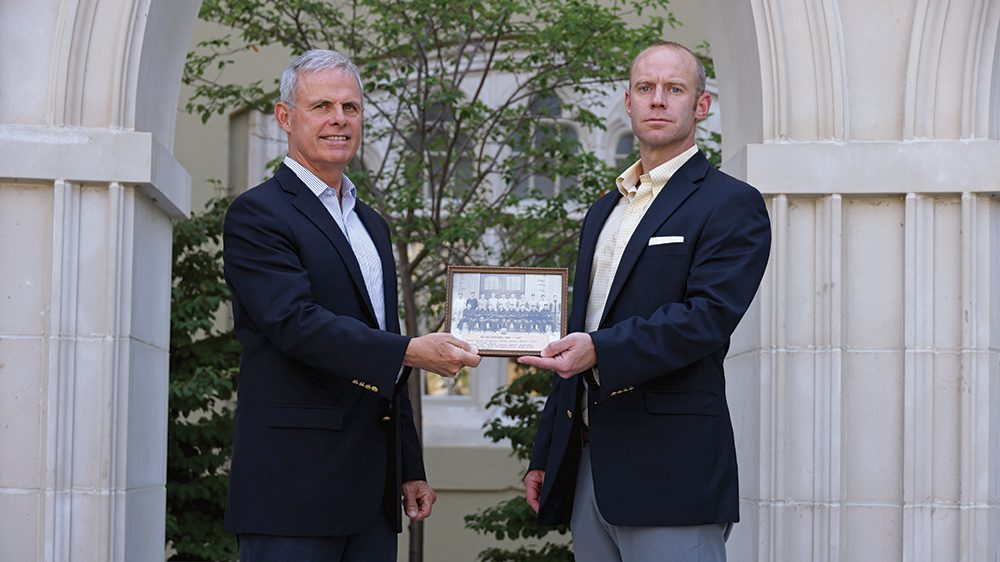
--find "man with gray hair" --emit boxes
[222,49,481,561]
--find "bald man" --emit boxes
[520,41,771,562]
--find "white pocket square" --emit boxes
[648,235,684,246]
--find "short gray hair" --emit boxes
[279,49,364,107]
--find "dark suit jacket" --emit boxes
[222,163,424,536]
[529,150,771,527]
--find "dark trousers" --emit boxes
[238,512,396,562]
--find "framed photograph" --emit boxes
[445,266,569,357]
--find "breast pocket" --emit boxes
[642,242,689,258]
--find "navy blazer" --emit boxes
[222,164,423,536]
[529,151,771,527]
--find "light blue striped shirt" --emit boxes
[283,156,386,331]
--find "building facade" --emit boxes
[1,0,998,561]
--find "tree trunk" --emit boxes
[397,239,425,562]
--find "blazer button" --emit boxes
[566,410,572,419]
[381,415,391,422]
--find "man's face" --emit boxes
[274,68,363,181]
[625,46,710,158]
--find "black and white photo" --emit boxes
[445,266,568,356]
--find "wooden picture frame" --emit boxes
[445,266,569,357]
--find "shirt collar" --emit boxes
[283,155,357,204]
[615,144,699,201]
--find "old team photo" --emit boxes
[445,266,568,356]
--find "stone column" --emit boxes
[0,1,199,560]
[704,0,1000,560]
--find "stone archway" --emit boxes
[703,1,1000,560]
[3,1,999,561]
[0,1,199,561]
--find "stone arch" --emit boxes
[704,0,850,149]
[901,0,1000,139]
[700,2,1000,562]
[46,0,196,146]
[0,1,200,561]
[4,2,999,561]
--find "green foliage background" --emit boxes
[167,197,239,561]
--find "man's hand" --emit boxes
[517,332,596,379]
[523,470,545,513]
[404,333,481,377]
[402,480,437,521]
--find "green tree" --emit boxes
[186,0,673,333]
[464,365,573,561]
[167,197,240,561]
[184,0,680,559]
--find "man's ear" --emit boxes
[694,91,711,121]
[274,101,292,133]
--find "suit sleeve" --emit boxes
[223,192,410,398]
[527,374,563,471]
[398,374,427,482]
[589,185,771,397]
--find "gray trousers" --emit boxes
[571,446,730,562]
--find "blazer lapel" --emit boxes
[277,165,378,326]
[569,191,620,333]
[356,200,398,334]
[356,200,414,390]
[598,152,710,327]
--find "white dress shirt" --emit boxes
[283,156,387,330]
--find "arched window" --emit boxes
[613,133,636,171]
[513,94,579,198]
[408,103,474,197]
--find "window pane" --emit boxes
[507,358,522,386]
[502,274,524,293]
[483,275,501,292]
[409,121,475,197]
[529,95,561,118]
[533,175,555,197]
[506,359,541,396]
[556,126,578,191]
[513,97,579,198]
[616,134,634,155]
[451,156,475,196]
[615,133,636,171]
[425,368,471,396]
